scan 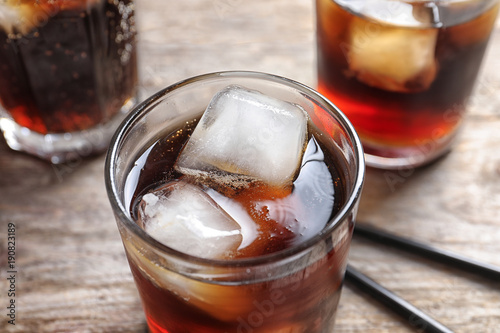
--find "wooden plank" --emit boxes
[1,0,499,332]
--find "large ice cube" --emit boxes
[176,85,308,188]
[137,181,243,259]
[347,16,438,93]
[254,137,335,242]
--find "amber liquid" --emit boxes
[128,247,346,333]
[316,0,498,153]
[0,0,137,134]
[125,119,352,332]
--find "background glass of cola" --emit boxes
[316,0,499,169]
[105,71,365,332]
[0,0,138,163]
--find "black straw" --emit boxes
[354,223,500,281]
[345,265,455,333]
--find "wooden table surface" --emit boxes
[1,1,500,332]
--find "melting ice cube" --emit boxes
[124,238,256,322]
[137,181,243,259]
[0,2,46,35]
[254,137,335,242]
[0,3,25,34]
[347,16,438,93]
[0,0,103,35]
[205,188,259,250]
[176,85,308,188]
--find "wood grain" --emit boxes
[1,0,500,332]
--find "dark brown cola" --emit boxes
[124,117,352,332]
[316,0,498,160]
[0,0,137,134]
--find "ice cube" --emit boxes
[123,238,256,322]
[0,2,48,35]
[176,85,308,188]
[138,181,243,259]
[347,16,438,93]
[0,3,27,34]
[205,188,259,250]
[254,137,335,242]
[0,1,102,35]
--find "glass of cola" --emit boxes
[105,71,365,333]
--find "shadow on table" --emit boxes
[0,136,104,191]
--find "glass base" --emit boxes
[362,133,456,170]
[0,98,136,164]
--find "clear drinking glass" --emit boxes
[105,71,365,332]
[0,0,138,163]
[316,0,499,169]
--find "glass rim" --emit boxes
[105,70,365,268]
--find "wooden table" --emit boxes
[1,1,499,332]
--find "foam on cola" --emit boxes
[130,85,343,260]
